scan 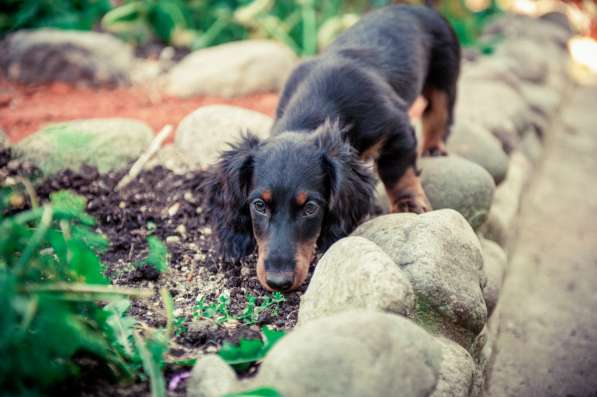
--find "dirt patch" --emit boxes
[0,75,278,143]
[34,163,309,344]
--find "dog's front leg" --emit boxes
[376,129,431,214]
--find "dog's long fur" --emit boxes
[204,4,460,291]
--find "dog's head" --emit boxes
[203,120,375,292]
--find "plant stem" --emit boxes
[301,0,317,56]
[22,282,153,297]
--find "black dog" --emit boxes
[204,4,460,292]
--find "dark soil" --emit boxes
[1,145,312,395]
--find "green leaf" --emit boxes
[224,387,283,397]
[143,236,169,273]
[104,299,136,357]
[134,331,167,397]
[218,327,285,373]
[148,0,189,42]
[50,190,95,225]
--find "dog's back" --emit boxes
[273,5,460,139]
[327,5,459,105]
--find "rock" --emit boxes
[0,29,133,86]
[519,129,543,164]
[431,338,476,397]
[0,129,7,147]
[456,79,529,153]
[480,238,507,317]
[353,210,487,347]
[479,152,532,249]
[420,156,496,230]
[186,319,220,344]
[187,354,239,397]
[460,55,523,90]
[145,144,194,174]
[483,14,572,49]
[447,121,510,185]
[520,83,561,116]
[165,40,297,98]
[495,39,549,84]
[174,105,272,168]
[298,236,415,324]
[252,310,442,397]
[540,11,573,34]
[15,118,153,175]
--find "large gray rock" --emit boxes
[298,236,415,324]
[0,29,133,85]
[15,118,153,175]
[447,121,510,185]
[480,238,507,317]
[432,338,476,397]
[252,310,442,397]
[165,40,297,98]
[187,354,239,397]
[456,79,529,152]
[353,210,487,347]
[174,105,272,168]
[420,156,496,230]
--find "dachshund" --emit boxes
[203,4,461,292]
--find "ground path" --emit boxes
[486,84,597,396]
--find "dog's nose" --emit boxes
[265,272,294,291]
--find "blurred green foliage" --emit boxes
[440,0,503,52]
[0,0,501,52]
[0,0,112,33]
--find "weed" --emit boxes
[0,186,167,396]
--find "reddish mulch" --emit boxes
[0,75,278,143]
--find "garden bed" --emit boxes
[1,145,310,395]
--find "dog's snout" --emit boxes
[265,272,294,291]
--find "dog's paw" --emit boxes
[392,195,431,214]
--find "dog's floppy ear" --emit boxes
[203,132,261,259]
[314,120,375,250]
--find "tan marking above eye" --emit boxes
[295,191,308,206]
[261,190,272,202]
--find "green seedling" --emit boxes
[192,292,286,326]
[238,292,286,325]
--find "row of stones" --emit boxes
[1,12,572,397]
[0,29,297,98]
[187,13,572,397]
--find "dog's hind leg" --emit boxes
[376,127,431,214]
[420,27,460,157]
[420,87,451,157]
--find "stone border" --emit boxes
[187,13,573,397]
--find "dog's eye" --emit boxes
[303,201,319,217]
[252,199,268,214]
